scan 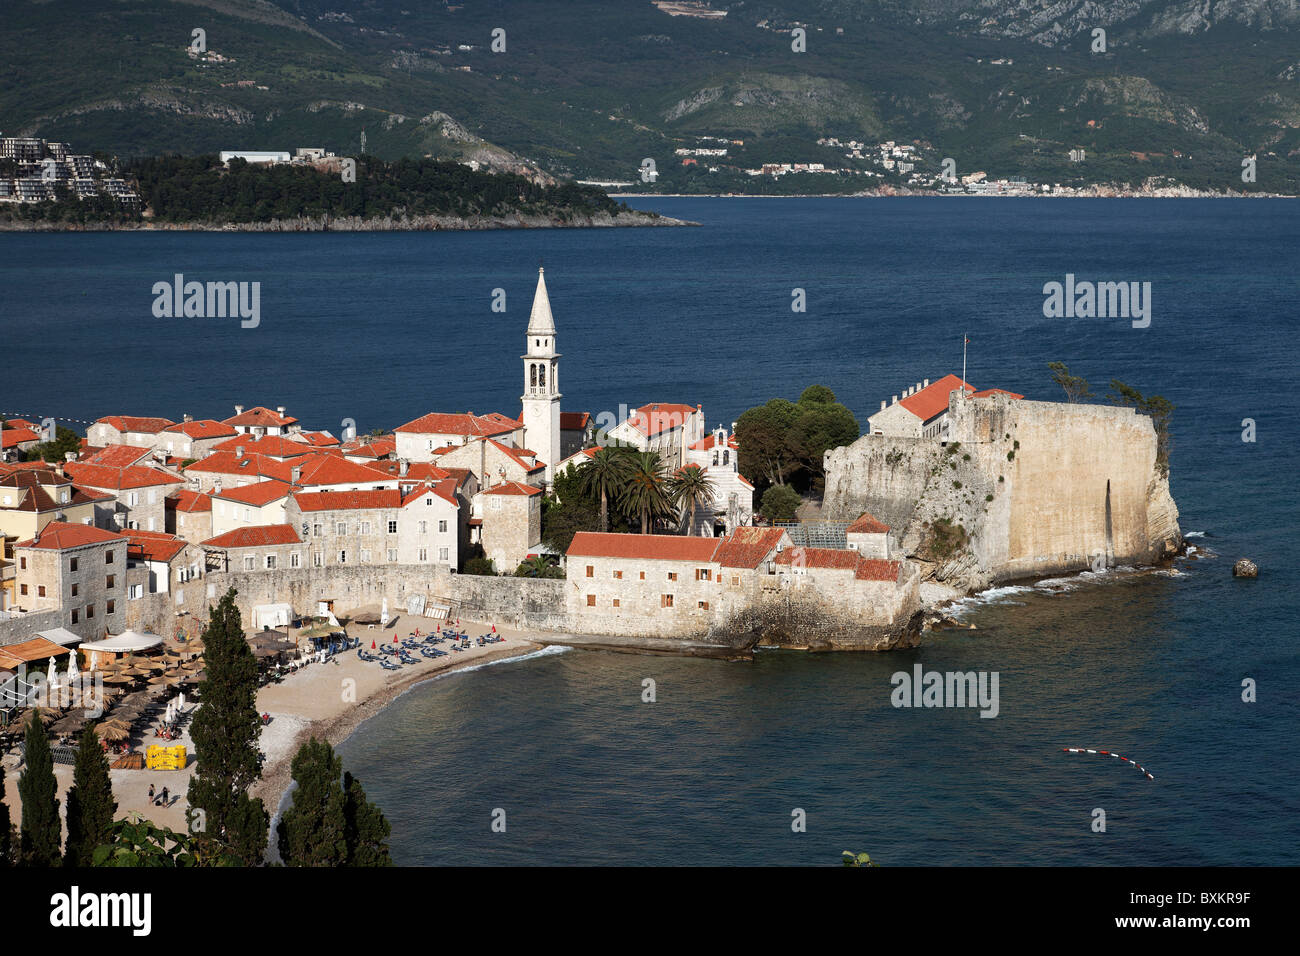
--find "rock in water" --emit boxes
[1232,558,1259,578]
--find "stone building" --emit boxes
[845,512,891,559]
[166,489,213,544]
[201,524,304,574]
[394,412,523,463]
[476,480,542,572]
[13,521,128,640]
[62,461,185,533]
[559,412,594,461]
[606,402,706,468]
[124,529,203,597]
[435,437,546,490]
[86,415,176,448]
[210,479,294,537]
[684,425,755,535]
[866,374,1023,440]
[222,405,299,437]
[156,419,238,460]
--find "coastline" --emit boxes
[0,211,698,233]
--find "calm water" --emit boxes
[3,198,1297,864]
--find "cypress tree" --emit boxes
[342,770,392,867]
[0,764,15,866]
[277,737,347,866]
[18,714,61,866]
[64,725,117,866]
[186,588,268,864]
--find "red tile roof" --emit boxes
[169,489,213,513]
[125,529,189,563]
[343,435,397,458]
[16,521,125,550]
[362,460,450,482]
[95,416,175,434]
[855,558,902,582]
[567,531,720,562]
[78,443,154,468]
[201,524,301,548]
[485,438,545,473]
[847,512,890,535]
[212,435,313,459]
[482,480,542,497]
[894,375,974,423]
[970,388,1024,400]
[627,403,698,438]
[295,454,397,488]
[212,479,293,506]
[184,451,292,482]
[395,411,521,437]
[688,432,739,451]
[772,546,901,582]
[63,461,184,491]
[161,419,238,439]
[5,418,38,429]
[295,431,340,447]
[291,483,448,512]
[560,412,591,431]
[1,426,40,449]
[222,406,298,428]
[713,527,787,568]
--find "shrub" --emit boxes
[463,557,497,576]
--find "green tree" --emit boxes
[620,451,674,534]
[1048,362,1093,403]
[342,771,392,867]
[735,398,799,491]
[64,726,117,867]
[186,588,269,865]
[277,737,347,867]
[667,464,716,536]
[514,555,563,578]
[1107,380,1175,476]
[463,557,497,576]
[787,388,859,492]
[18,714,61,866]
[93,817,238,867]
[24,425,81,464]
[575,448,633,533]
[761,484,803,523]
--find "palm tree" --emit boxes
[575,448,633,533]
[620,451,674,534]
[668,464,716,536]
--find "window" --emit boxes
[361,521,371,535]
[438,520,447,533]
[360,550,371,563]
[107,599,115,614]
[388,520,398,534]
[71,610,78,624]
[37,586,45,597]
[661,594,674,608]
[586,594,596,607]
[105,550,114,564]
[19,584,27,596]
[338,550,347,564]
[71,583,79,597]
[695,568,712,581]
[129,584,143,600]
[290,552,300,568]
[18,557,25,570]
[586,565,594,578]
[86,604,94,619]
[612,598,620,608]
[336,522,347,535]
[244,556,256,570]
[732,574,740,587]
[613,570,622,580]
[418,548,427,562]
[426,498,432,506]
[698,601,710,610]
[667,572,677,581]
[639,571,645,580]
[313,523,322,536]
[439,548,448,561]
[313,551,323,567]
[266,554,277,569]
[387,549,397,562]
[418,521,427,534]
[70,557,79,572]
[106,575,114,588]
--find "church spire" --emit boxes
[527,266,556,335]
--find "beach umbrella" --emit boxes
[51,713,88,735]
[371,639,376,650]
[381,597,389,628]
[99,724,130,742]
[178,692,185,710]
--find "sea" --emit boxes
[2,198,1297,865]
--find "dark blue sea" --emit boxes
[2,198,1297,864]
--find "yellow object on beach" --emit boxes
[145,744,187,770]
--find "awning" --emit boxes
[79,630,164,654]
[35,627,81,647]
[0,637,72,669]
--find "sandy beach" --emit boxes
[1,614,548,853]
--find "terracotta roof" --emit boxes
[295,454,397,488]
[168,489,212,513]
[212,479,294,506]
[1,426,40,448]
[212,435,313,459]
[78,443,154,468]
[429,477,462,508]
[772,546,901,582]
[0,461,54,476]
[95,415,175,434]
[485,438,545,473]
[125,530,189,563]
[0,472,98,512]
[184,451,291,482]
[567,531,720,562]
[161,419,238,439]
[688,432,739,451]
[362,460,450,482]
[395,411,521,437]
[63,461,184,491]
[222,406,298,428]
[970,388,1024,400]
[855,558,902,582]
[847,512,890,535]
[202,524,301,548]
[5,418,38,429]
[439,467,473,489]
[627,403,698,438]
[482,480,542,497]
[16,521,125,550]
[343,435,397,458]
[295,431,340,447]
[560,412,591,431]
[896,375,974,423]
[713,527,787,568]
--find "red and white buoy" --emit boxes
[1062,747,1155,780]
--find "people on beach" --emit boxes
[148,784,155,801]
[157,786,169,807]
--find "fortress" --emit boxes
[822,389,1182,591]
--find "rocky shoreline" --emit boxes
[0,210,697,232]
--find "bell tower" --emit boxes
[521,267,562,484]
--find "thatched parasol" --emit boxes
[98,723,131,742]
[51,713,88,735]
